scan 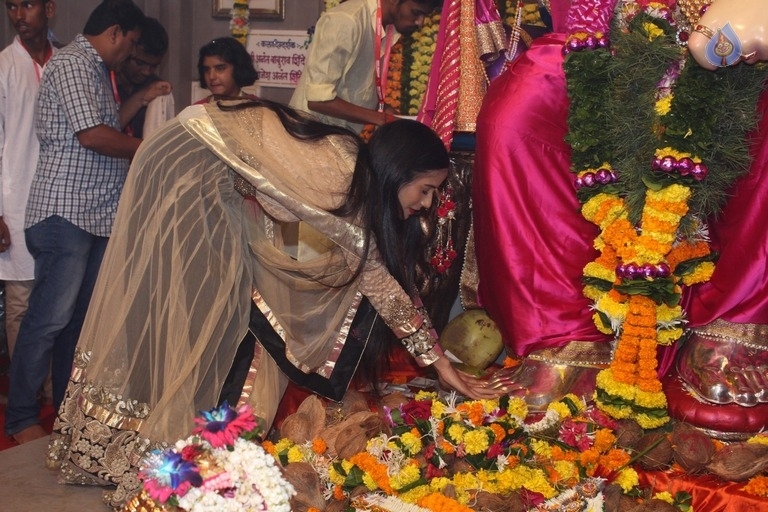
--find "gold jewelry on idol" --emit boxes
[693,23,715,39]
[677,0,711,26]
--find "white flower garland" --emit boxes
[175,438,295,512]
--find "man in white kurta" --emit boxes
[289,0,438,133]
[0,0,56,359]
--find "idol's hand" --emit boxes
[688,0,768,70]
[432,356,502,400]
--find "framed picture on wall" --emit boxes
[212,0,285,20]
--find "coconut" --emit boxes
[473,491,526,512]
[279,412,312,445]
[440,309,503,370]
[670,422,714,473]
[325,410,386,460]
[634,432,673,471]
[603,483,632,512]
[707,442,768,481]
[297,394,327,440]
[280,395,328,444]
[441,484,458,500]
[334,424,369,460]
[283,462,326,511]
[603,484,640,512]
[321,411,380,458]
[450,458,475,475]
[325,499,350,512]
[614,419,644,450]
[327,389,369,422]
[379,390,409,411]
[349,485,369,499]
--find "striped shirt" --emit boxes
[26,34,129,236]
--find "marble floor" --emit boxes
[0,437,107,511]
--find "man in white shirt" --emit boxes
[289,0,439,134]
[0,0,56,363]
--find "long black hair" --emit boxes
[333,119,449,295]
[220,99,449,388]
[335,119,448,392]
[221,99,448,291]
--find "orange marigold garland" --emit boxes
[565,0,766,429]
[360,40,404,141]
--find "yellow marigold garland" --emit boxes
[561,0,768,429]
[274,393,689,510]
[405,10,440,116]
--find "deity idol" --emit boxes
[473,0,768,438]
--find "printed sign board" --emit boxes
[247,29,311,88]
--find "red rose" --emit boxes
[487,443,504,459]
[401,399,432,425]
[180,444,203,461]
[426,462,445,479]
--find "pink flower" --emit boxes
[584,407,619,430]
[200,472,234,492]
[487,443,504,459]
[559,418,593,451]
[192,402,260,448]
[139,451,202,503]
[426,462,444,479]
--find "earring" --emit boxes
[430,186,457,273]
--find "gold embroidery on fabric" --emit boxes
[475,20,506,58]
[693,319,768,351]
[678,0,709,26]
[416,347,442,366]
[233,173,258,198]
[381,294,419,332]
[79,384,150,430]
[236,151,262,174]
[46,347,161,509]
[251,288,287,342]
[459,225,480,309]
[230,106,264,175]
[527,341,613,368]
[401,320,437,358]
[456,0,485,132]
[235,105,263,147]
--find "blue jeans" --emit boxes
[4,216,108,436]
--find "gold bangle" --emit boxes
[694,24,716,40]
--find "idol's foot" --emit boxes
[677,331,768,407]
[486,359,598,411]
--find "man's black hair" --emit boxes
[82,0,145,36]
[138,17,168,56]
